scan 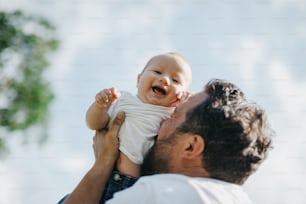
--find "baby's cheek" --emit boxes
[176,84,187,91]
[168,92,179,102]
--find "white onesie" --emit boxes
[107,91,174,164]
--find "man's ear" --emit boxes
[182,135,205,159]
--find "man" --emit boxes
[60,79,273,204]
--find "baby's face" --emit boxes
[137,54,192,107]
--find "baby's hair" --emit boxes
[165,52,188,62]
[142,52,188,73]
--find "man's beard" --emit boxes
[141,136,176,176]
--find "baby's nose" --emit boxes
[160,76,170,85]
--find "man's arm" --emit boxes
[63,112,125,204]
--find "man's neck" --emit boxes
[172,168,209,178]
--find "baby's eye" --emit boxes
[153,70,161,75]
[172,78,180,84]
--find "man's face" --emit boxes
[142,91,208,175]
[157,91,208,140]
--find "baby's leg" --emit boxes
[116,151,141,178]
[100,169,137,203]
[99,152,139,203]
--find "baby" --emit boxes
[86,52,192,203]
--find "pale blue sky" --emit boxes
[1,0,306,203]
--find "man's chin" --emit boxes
[141,148,156,176]
[141,144,171,176]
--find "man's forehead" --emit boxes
[189,91,207,104]
[177,91,207,113]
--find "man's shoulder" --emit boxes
[134,174,252,204]
[137,174,204,186]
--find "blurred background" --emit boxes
[0,0,305,203]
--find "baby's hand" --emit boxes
[95,87,120,109]
[170,91,193,107]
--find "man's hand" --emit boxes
[93,111,125,162]
[62,112,125,204]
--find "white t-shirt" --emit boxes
[106,174,253,204]
[107,91,174,164]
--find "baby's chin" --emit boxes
[156,100,177,108]
[140,95,171,107]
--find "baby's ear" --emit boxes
[137,73,142,87]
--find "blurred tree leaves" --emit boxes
[0,10,59,154]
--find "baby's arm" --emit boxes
[86,87,120,130]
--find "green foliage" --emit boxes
[0,10,59,150]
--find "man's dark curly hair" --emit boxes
[177,79,273,185]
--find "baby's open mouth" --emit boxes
[152,86,166,95]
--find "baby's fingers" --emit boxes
[110,87,120,99]
[173,91,193,106]
[179,91,192,102]
[95,89,113,108]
